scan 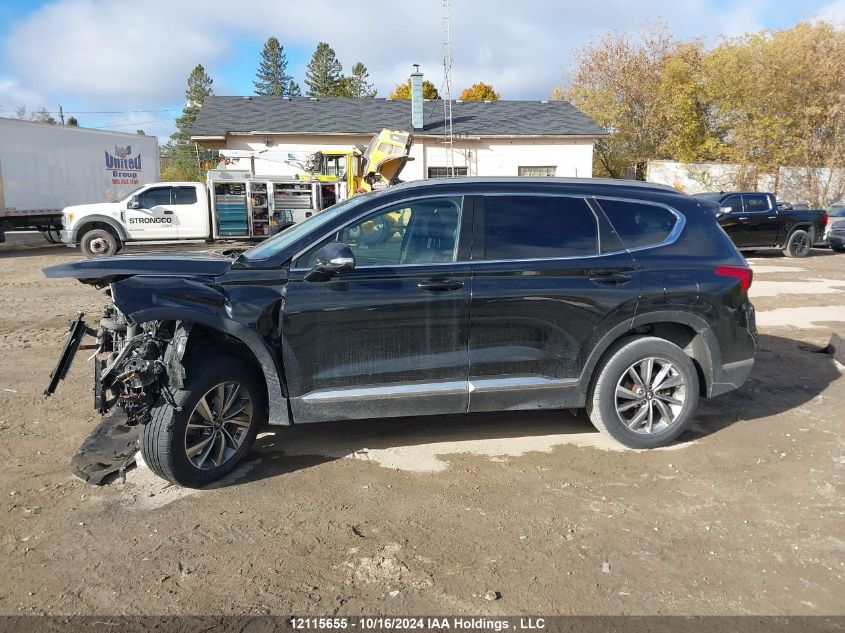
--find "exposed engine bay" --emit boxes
[46,298,192,483]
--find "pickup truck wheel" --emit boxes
[80,229,119,258]
[586,336,700,449]
[832,245,845,254]
[784,229,811,258]
[141,356,266,487]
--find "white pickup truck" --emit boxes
[61,170,346,257]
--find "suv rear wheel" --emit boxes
[587,336,700,449]
[141,356,266,487]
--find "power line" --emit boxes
[0,107,181,115]
[90,119,173,129]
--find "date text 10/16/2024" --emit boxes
[289,618,546,631]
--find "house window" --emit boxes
[427,166,468,179]
[518,166,556,177]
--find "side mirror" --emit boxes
[305,242,355,282]
[718,205,732,216]
[127,196,140,210]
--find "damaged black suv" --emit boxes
[45,178,757,487]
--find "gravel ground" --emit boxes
[0,235,843,616]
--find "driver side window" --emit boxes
[297,196,462,268]
[138,187,173,209]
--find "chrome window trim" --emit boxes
[290,193,466,271]
[289,190,687,271]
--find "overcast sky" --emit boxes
[1,0,844,140]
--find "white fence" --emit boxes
[646,160,845,206]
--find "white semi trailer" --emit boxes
[0,117,160,242]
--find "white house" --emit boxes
[191,90,604,181]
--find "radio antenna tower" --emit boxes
[442,0,455,176]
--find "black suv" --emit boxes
[45,178,757,487]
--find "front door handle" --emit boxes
[588,272,632,286]
[162,209,174,215]
[418,279,464,292]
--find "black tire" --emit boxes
[80,228,119,258]
[586,336,700,449]
[832,245,845,254]
[783,229,811,258]
[141,356,267,487]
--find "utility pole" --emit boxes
[442,0,454,176]
[58,105,65,125]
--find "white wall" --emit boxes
[218,133,595,180]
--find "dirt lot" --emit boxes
[0,235,843,616]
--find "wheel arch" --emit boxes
[130,307,289,425]
[580,311,720,398]
[74,215,129,243]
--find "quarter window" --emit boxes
[597,199,678,249]
[482,196,598,260]
[138,187,172,208]
[297,197,462,268]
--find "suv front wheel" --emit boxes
[587,336,700,449]
[141,356,266,487]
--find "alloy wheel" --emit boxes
[614,357,686,434]
[184,381,253,470]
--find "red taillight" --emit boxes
[823,211,829,226]
[716,265,753,291]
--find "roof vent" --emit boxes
[309,97,318,101]
[483,99,492,104]
[541,100,549,104]
[386,97,393,101]
[456,99,463,104]
[242,96,252,100]
[283,96,290,100]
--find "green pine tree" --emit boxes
[254,37,291,96]
[348,62,376,97]
[288,80,302,97]
[165,63,213,182]
[305,42,343,97]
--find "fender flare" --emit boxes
[578,310,720,396]
[73,215,129,244]
[128,307,290,425]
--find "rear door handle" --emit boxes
[162,209,174,215]
[588,272,632,286]
[418,279,464,292]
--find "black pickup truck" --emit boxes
[693,192,828,257]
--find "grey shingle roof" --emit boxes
[190,96,606,138]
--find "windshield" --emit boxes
[117,185,146,202]
[241,195,372,261]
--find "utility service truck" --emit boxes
[61,129,413,257]
[0,117,160,242]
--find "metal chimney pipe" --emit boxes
[410,65,424,130]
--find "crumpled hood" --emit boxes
[43,252,235,284]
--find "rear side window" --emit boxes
[482,195,598,260]
[174,186,198,205]
[743,194,770,212]
[597,199,679,249]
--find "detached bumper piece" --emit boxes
[71,407,139,485]
[45,312,95,396]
